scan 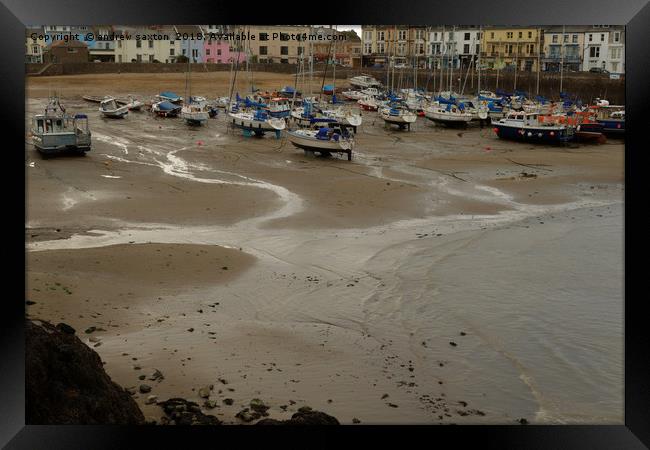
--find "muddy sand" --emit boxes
[26,73,624,424]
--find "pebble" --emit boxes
[139,384,152,393]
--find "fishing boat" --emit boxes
[287,125,354,159]
[266,98,292,118]
[227,107,286,137]
[31,97,91,156]
[492,111,574,143]
[157,91,183,104]
[378,104,417,130]
[596,105,625,135]
[349,75,382,89]
[151,100,182,117]
[99,97,129,118]
[424,102,473,126]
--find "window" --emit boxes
[32,45,38,53]
[588,34,593,42]
[378,31,385,41]
[507,32,513,39]
[217,48,221,55]
[491,32,494,39]
[149,55,154,62]
[552,35,558,43]
[298,46,304,55]
[182,49,186,55]
[378,43,385,53]
[118,54,122,62]
[280,46,288,55]
[399,30,407,40]
[528,31,532,38]
[572,34,578,43]
[589,46,600,57]
[464,43,470,53]
[448,31,454,40]
[136,54,142,62]
[206,48,210,56]
[170,48,174,56]
[611,62,618,72]
[614,32,620,42]
[281,58,288,64]
[364,43,372,53]
[601,34,605,41]
[136,40,142,48]
[433,32,437,40]
[192,49,198,58]
[563,34,568,43]
[518,31,522,38]
[259,46,268,55]
[506,44,513,54]
[464,32,470,40]
[170,40,174,45]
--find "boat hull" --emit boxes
[287,132,353,152]
[424,110,472,127]
[597,119,625,135]
[493,123,573,143]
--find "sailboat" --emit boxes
[226,30,285,138]
[99,97,129,118]
[181,59,209,125]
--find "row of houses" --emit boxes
[361,25,625,74]
[25,25,363,67]
[26,25,624,74]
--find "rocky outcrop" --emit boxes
[25,319,145,424]
[256,406,340,425]
[157,398,221,425]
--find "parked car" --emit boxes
[589,67,610,74]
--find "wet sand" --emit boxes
[26,73,624,424]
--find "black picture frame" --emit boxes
[3,0,649,447]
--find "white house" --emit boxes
[582,26,625,74]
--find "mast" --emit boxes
[560,25,565,93]
[332,25,336,94]
[478,26,482,95]
[439,26,445,95]
[536,27,541,96]
[514,39,518,92]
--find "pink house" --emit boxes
[204,39,246,64]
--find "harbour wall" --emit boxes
[25,63,624,103]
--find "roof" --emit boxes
[50,39,88,48]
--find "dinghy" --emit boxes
[99,97,129,118]
[157,91,183,104]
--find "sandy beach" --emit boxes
[25,73,624,424]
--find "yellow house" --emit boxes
[481,27,542,71]
[236,25,312,64]
[114,27,180,63]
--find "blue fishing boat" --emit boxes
[596,106,625,135]
[492,111,574,144]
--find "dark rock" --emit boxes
[26,319,144,424]
[158,398,221,425]
[223,398,234,406]
[352,417,361,424]
[256,409,340,425]
[518,418,529,425]
[449,341,457,347]
[56,322,76,335]
[249,398,269,416]
[139,384,152,393]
